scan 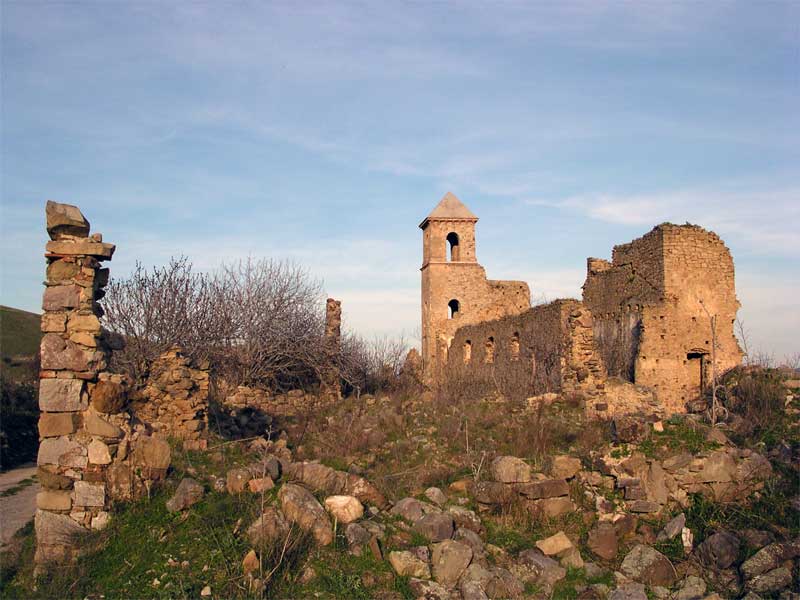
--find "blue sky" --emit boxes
[2,1,798,358]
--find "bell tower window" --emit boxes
[447,299,460,319]
[446,232,460,262]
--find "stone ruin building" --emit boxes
[421,193,743,416]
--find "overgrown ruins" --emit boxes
[421,193,743,416]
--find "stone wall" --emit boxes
[130,346,209,449]
[583,224,742,413]
[36,201,170,566]
[446,300,606,405]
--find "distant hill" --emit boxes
[0,305,42,382]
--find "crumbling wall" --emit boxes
[320,298,342,400]
[583,224,742,413]
[36,201,170,566]
[446,300,605,404]
[130,347,209,449]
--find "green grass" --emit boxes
[551,566,614,599]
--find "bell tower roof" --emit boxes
[419,192,478,229]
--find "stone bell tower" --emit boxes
[420,192,530,383]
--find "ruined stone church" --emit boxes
[420,193,743,415]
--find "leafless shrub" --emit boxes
[338,332,411,396]
[104,256,328,390]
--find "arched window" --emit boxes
[510,332,520,360]
[446,232,460,262]
[447,299,460,319]
[485,336,495,364]
[463,340,472,363]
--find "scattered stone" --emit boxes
[200,585,211,597]
[672,575,707,600]
[431,539,473,587]
[484,567,524,599]
[408,578,451,600]
[490,456,531,483]
[473,481,515,505]
[242,549,259,575]
[448,506,482,533]
[695,530,740,570]
[538,496,576,518]
[247,507,290,547]
[226,468,253,494]
[247,477,275,494]
[740,541,800,579]
[166,478,204,512]
[609,583,647,600]
[747,567,792,594]
[536,531,573,556]
[656,513,685,542]
[388,550,431,579]
[391,497,428,522]
[514,478,569,499]
[517,549,567,586]
[413,512,454,542]
[587,522,618,561]
[425,487,447,506]
[324,495,363,524]
[278,483,333,545]
[620,544,677,586]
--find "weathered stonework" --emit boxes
[424,197,742,416]
[130,346,209,449]
[583,224,742,413]
[320,298,342,400]
[420,193,530,382]
[36,201,170,567]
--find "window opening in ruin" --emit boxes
[510,332,520,360]
[485,336,495,364]
[447,299,460,319]
[686,351,707,398]
[446,232,460,261]
[464,340,472,363]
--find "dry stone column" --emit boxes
[36,201,119,564]
[321,298,342,400]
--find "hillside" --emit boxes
[0,305,41,382]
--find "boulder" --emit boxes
[516,549,566,586]
[278,483,333,545]
[740,541,800,579]
[248,477,275,494]
[247,507,290,547]
[226,468,253,494]
[587,522,618,561]
[695,531,740,570]
[748,567,792,594]
[695,451,737,483]
[673,575,707,600]
[408,578,451,600]
[490,456,531,483]
[425,487,447,506]
[46,200,90,239]
[535,531,573,556]
[448,506,482,533]
[453,528,484,557]
[391,497,428,522]
[413,512,454,542]
[431,539,473,587]
[474,481,515,505]
[388,550,431,579]
[609,583,647,600]
[166,478,204,512]
[537,496,576,518]
[324,495,363,524]
[132,436,171,476]
[620,544,677,586]
[484,567,524,599]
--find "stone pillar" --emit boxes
[36,202,124,566]
[321,298,342,400]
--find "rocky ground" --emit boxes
[1,370,798,599]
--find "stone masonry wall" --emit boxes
[583,224,742,413]
[131,346,209,450]
[36,202,170,566]
[320,298,342,400]
[446,300,606,406]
